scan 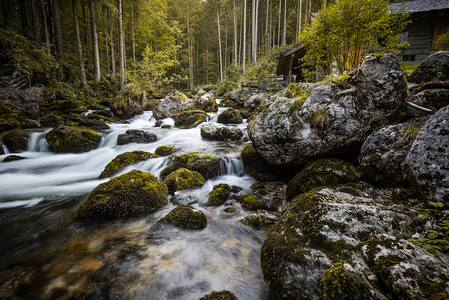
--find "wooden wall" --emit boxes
[400,14,434,63]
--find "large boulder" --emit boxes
[404,106,449,205]
[74,170,168,220]
[0,89,41,132]
[174,110,207,129]
[2,129,29,152]
[407,85,449,118]
[193,92,218,112]
[206,185,230,206]
[359,119,426,186]
[99,151,158,178]
[200,124,243,141]
[261,186,416,299]
[117,129,157,145]
[155,145,175,156]
[408,51,449,84]
[45,125,101,153]
[160,152,221,180]
[286,158,359,199]
[157,205,207,230]
[153,91,194,120]
[249,54,408,167]
[217,108,243,124]
[65,113,109,131]
[241,145,276,181]
[164,167,205,193]
[109,84,148,119]
[244,93,267,111]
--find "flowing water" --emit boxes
[0,107,269,299]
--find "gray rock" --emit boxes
[359,119,426,186]
[2,129,30,153]
[407,88,449,118]
[200,124,243,141]
[117,129,157,145]
[45,125,101,153]
[249,54,408,167]
[404,105,449,204]
[193,92,218,112]
[217,108,243,124]
[109,84,148,119]
[174,110,207,129]
[244,93,267,110]
[408,51,449,84]
[153,91,194,119]
[230,90,238,100]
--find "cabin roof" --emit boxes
[389,0,449,14]
[276,43,306,75]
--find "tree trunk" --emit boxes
[52,0,64,58]
[41,1,51,55]
[31,0,41,45]
[90,0,101,81]
[266,0,269,51]
[18,0,29,37]
[217,8,223,81]
[118,0,125,90]
[297,0,302,42]
[243,0,247,73]
[187,6,193,89]
[1,0,12,28]
[251,0,255,65]
[254,0,258,66]
[131,3,136,65]
[72,0,87,93]
[108,8,116,77]
[234,0,238,68]
[282,0,286,45]
[278,0,281,46]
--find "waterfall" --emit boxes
[27,130,50,152]
[219,156,245,176]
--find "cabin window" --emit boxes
[402,54,416,61]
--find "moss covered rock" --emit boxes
[239,194,259,210]
[109,83,147,119]
[217,108,243,124]
[155,145,175,156]
[45,125,101,153]
[2,155,26,162]
[240,214,261,229]
[286,158,359,199]
[74,170,168,220]
[2,129,29,152]
[174,110,207,129]
[153,91,194,119]
[99,151,158,178]
[199,290,237,300]
[200,124,243,141]
[207,187,230,206]
[164,168,205,193]
[41,114,63,127]
[241,145,276,181]
[158,205,207,229]
[224,207,236,213]
[321,262,372,300]
[193,92,218,112]
[160,152,220,180]
[65,113,109,131]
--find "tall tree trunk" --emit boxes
[224,16,228,72]
[108,8,116,77]
[31,0,41,45]
[90,0,101,81]
[131,3,136,65]
[266,0,269,51]
[217,8,223,81]
[297,0,302,42]
[282,0,286,45]
[18,0,29,37]
[52,0,64,58]
[72,0,87,93]
[251,0,255,65]
[243,0,247,73]
[41,1,51,55]
[118,0,125,90]
[255,0,258,65]
[187,6,193,89]
[278,0,281,46]
[1,0,12,28]
[233,0,238,68]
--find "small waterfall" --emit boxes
[27,130,50,152]
[219,156,245,176]
[81,109,96,116]
[2,144,10,155]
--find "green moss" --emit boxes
[241,145,276,181]
[160,152,220,180]
[158,205,207,230]
[241,215,261,228]
[99,151,158,179]
[45,125,101,153]
[207,187,230,206]
[402,124,422,142]
[251,182,265,191]
[410,219,449,253]
[74,170,168,220]
[164,168,205,193]
[155,145,175,156]
[2,129,29,152]
[224,207,236,213]
[213,183,231,191]
[309,108,329,134]
[199,290,237,300]
[286,159,359,199]
[217,108,243,124]
[3,155,26,162]
[239,194,259,210]
[321,262,371,300]
[174,110,207,129]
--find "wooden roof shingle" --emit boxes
[389,0,449,14]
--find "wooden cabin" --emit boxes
[390,0,449,63]
[276,43,307,82]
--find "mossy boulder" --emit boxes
[174,110,207,129]
[117,129,157,145]
[74,170,168,220]
[65,113,109,131]
[41,114,63,127]
[160,152,220,180]
[224,207,236,213]
[193,92,218,112]
[155,145,175,156]
[45,125,101,153]
[99,151,158,179]
[153,91,194,119]
[2,129,29,152]
[217,108,243,124]
[240,214,262,229]
[2,155,26,162]
[239,194,259,210]
[109,83,147,119]
[286,158,360,199]
[199,290,237,300]
[164,168,205,193]
[241,145,276,181]
[157,205,207,230]
[207,187,230,206]
[200,124,243,141]
[321,262,372,300]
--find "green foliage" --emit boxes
[436,29,449,50]
[300,0,410,74]
[401,61,421,75]
[242,47,287,82]
[411,220,449,253]
[310,108,329,133]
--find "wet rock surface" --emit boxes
[174,110,207,129]
[99,151,158,178]
[200,124,243,141]
[157,205,207,230]
[45,125,101,153]
[408,51,449,84]
[117,129,157,145]
[217,108,243,124]
[2,129,30,152]
[160,152,221,180]
[164,168,205,193]
[153,91,194,119]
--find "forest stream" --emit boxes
[0,105,269,299]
